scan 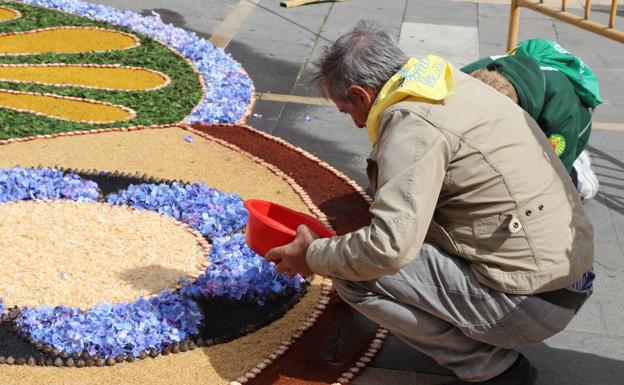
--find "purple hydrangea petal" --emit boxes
[180,233,305,303]
[107,182,247,237]
[0,166,100,203]
[16,292,203,358]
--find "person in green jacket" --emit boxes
[462,47,599,201]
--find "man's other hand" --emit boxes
[265,224,319,277]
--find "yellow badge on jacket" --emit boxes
[365,55,455,145]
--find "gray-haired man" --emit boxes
[266,21,594,385]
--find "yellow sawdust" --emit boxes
[0,65,168,91]
[0,27,138,55]
[0,276,325,385]
[0,90,132,123]
[0,7,20,22]
[0,126,312,214]
[0,200,207,309]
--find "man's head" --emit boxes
[470,68,519,104]
[312,21,407,128]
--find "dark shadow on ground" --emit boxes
[139,8,211,39]
[119,264,190,293]
[372,334,624,385]
[587,144,624,216]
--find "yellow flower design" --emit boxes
[0,6,21,22]
[0,13,172,124]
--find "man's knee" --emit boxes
[331,278,370,306]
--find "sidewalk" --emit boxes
[93,1,624,384]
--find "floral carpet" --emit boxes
[0,1,381,384]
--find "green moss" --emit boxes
[0,1,203,139]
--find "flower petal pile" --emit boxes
[107,182,248,238]
[0,166,100,203]
[17,291,203,358]
[23,0,254,124]
[181,234,305,303]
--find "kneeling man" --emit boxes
[267,22,594,385]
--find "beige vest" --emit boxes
[306,70,593,295]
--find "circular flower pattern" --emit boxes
[0,167,305,363]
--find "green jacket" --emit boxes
[462,56,592,172]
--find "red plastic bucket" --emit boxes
[243,199,335,257]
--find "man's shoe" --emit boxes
[574,150,599,202]
[444,354,537,385]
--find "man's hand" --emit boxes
[265,224,319,277]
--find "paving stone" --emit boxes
[404,0,477,27]
[565,299,607,335]
[85,0,236,38]
[226,38,311,94]
[589,131,624,156]
[477,15,557,46]
[594,237,624,269]
[520,333,624,385]
[586,199,621,246]
[320,0,405,42]
[400,22,479,67]
[235,0,327,45]
[592,267,624,302]
[245,99,286,134]
[598,299,624,337]
[273,103,371,188]
[477,2,554,20]
[353,367,452,385]
[290,40,330,98]
[478,40,507,57]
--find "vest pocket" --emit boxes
[468,213,536,268]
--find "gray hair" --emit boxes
[312,21,407,101]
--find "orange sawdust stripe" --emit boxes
[0,6,21,22]
[0,89,135,123]
[0,64,171,91]
[0,27,140,56]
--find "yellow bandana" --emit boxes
[365,55,455,145]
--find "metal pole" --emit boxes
[584,0,592,20]
[609,0,619,28]
[508,0,521,51]
[518,0,624,44]
[562,0,568,11]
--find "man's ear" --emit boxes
[347,85,375,108]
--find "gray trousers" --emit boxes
[332,243,579,382]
